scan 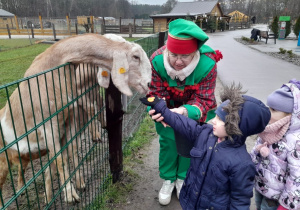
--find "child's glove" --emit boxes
[139,96,162,108]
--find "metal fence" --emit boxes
[0,33,166,209]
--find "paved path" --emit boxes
[206,24,300,103]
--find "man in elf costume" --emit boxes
[147,19,223,205]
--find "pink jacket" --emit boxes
[251,82,300,210]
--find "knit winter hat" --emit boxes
[267,86,294,113]
[215,99,230,122]
[167,19,209,54]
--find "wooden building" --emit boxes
[150,0,226,33]
[0,9,15,29]
[228,10,249,22]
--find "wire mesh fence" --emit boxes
[0,33,165,209]
[0,63,109,210]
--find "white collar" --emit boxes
[163,50,200,81]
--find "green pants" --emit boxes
[156,123,190,181]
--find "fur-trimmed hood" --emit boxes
[219,84,271,146]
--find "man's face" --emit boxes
[168,51,195,71]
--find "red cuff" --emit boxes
[277,205,288,210]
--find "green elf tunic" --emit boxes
[148,45,218,181]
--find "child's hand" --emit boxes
[139,96,162,108]
[149,108,169,127]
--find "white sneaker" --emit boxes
[158,180,175,205]
[175,179,184,199]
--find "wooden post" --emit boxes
[129,23,132,38]
[152,19,155,33]
[101,16,106,34]
[39,12,44,34]
[6,24,11,39]
[75,23,78,35]
[133,18,136,33]
[119,17,122,33]
[66,14,71,35]
[90,16,94,33]
[31,25,34,38]
[105,78,124,183]
[52,24,56,40]
[158,31,166,48]
[14,15,20,34]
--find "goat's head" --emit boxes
[98,38,151,96]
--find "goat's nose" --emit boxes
[147,82,151,87]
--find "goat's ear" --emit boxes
[97,67,110,88]
[111,51,132,96]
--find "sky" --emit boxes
[133,0,194,6]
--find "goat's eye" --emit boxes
[133,55,140,60]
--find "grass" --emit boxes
[0,38,44,51]
[0,43,51,86]
[0,41,51,108]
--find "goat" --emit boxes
[0,33,151,207]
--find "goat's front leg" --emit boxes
[71,138,85,190]
[16,159,29,192]
[17,149,48,192]
[44,162,56,204]
[65,116,85,191]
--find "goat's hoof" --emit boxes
[65,185,80,203]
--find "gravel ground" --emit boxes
[235,38,300,67]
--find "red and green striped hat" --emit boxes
[167,19,209,54]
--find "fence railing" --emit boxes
[0,33,165,209]
[0,16,154,38]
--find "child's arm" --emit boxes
[140,96,202,142]
[278,136,300,209]
[229,163,256,210]
[250,137,264,163]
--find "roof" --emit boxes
[228,10,248,18]
[150,1,219,18]
[0,9,14,17]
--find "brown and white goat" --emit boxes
[0,33,151,207]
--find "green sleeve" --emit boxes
[182,104,201,121]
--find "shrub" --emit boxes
[279,48,287,54]
[218,19,226,31]
[287,50,293,57]
[242,36,250,41]
[285,21,291,38]
[294,16,300,38]
[271,16,279,37]
[207,17,217,32]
